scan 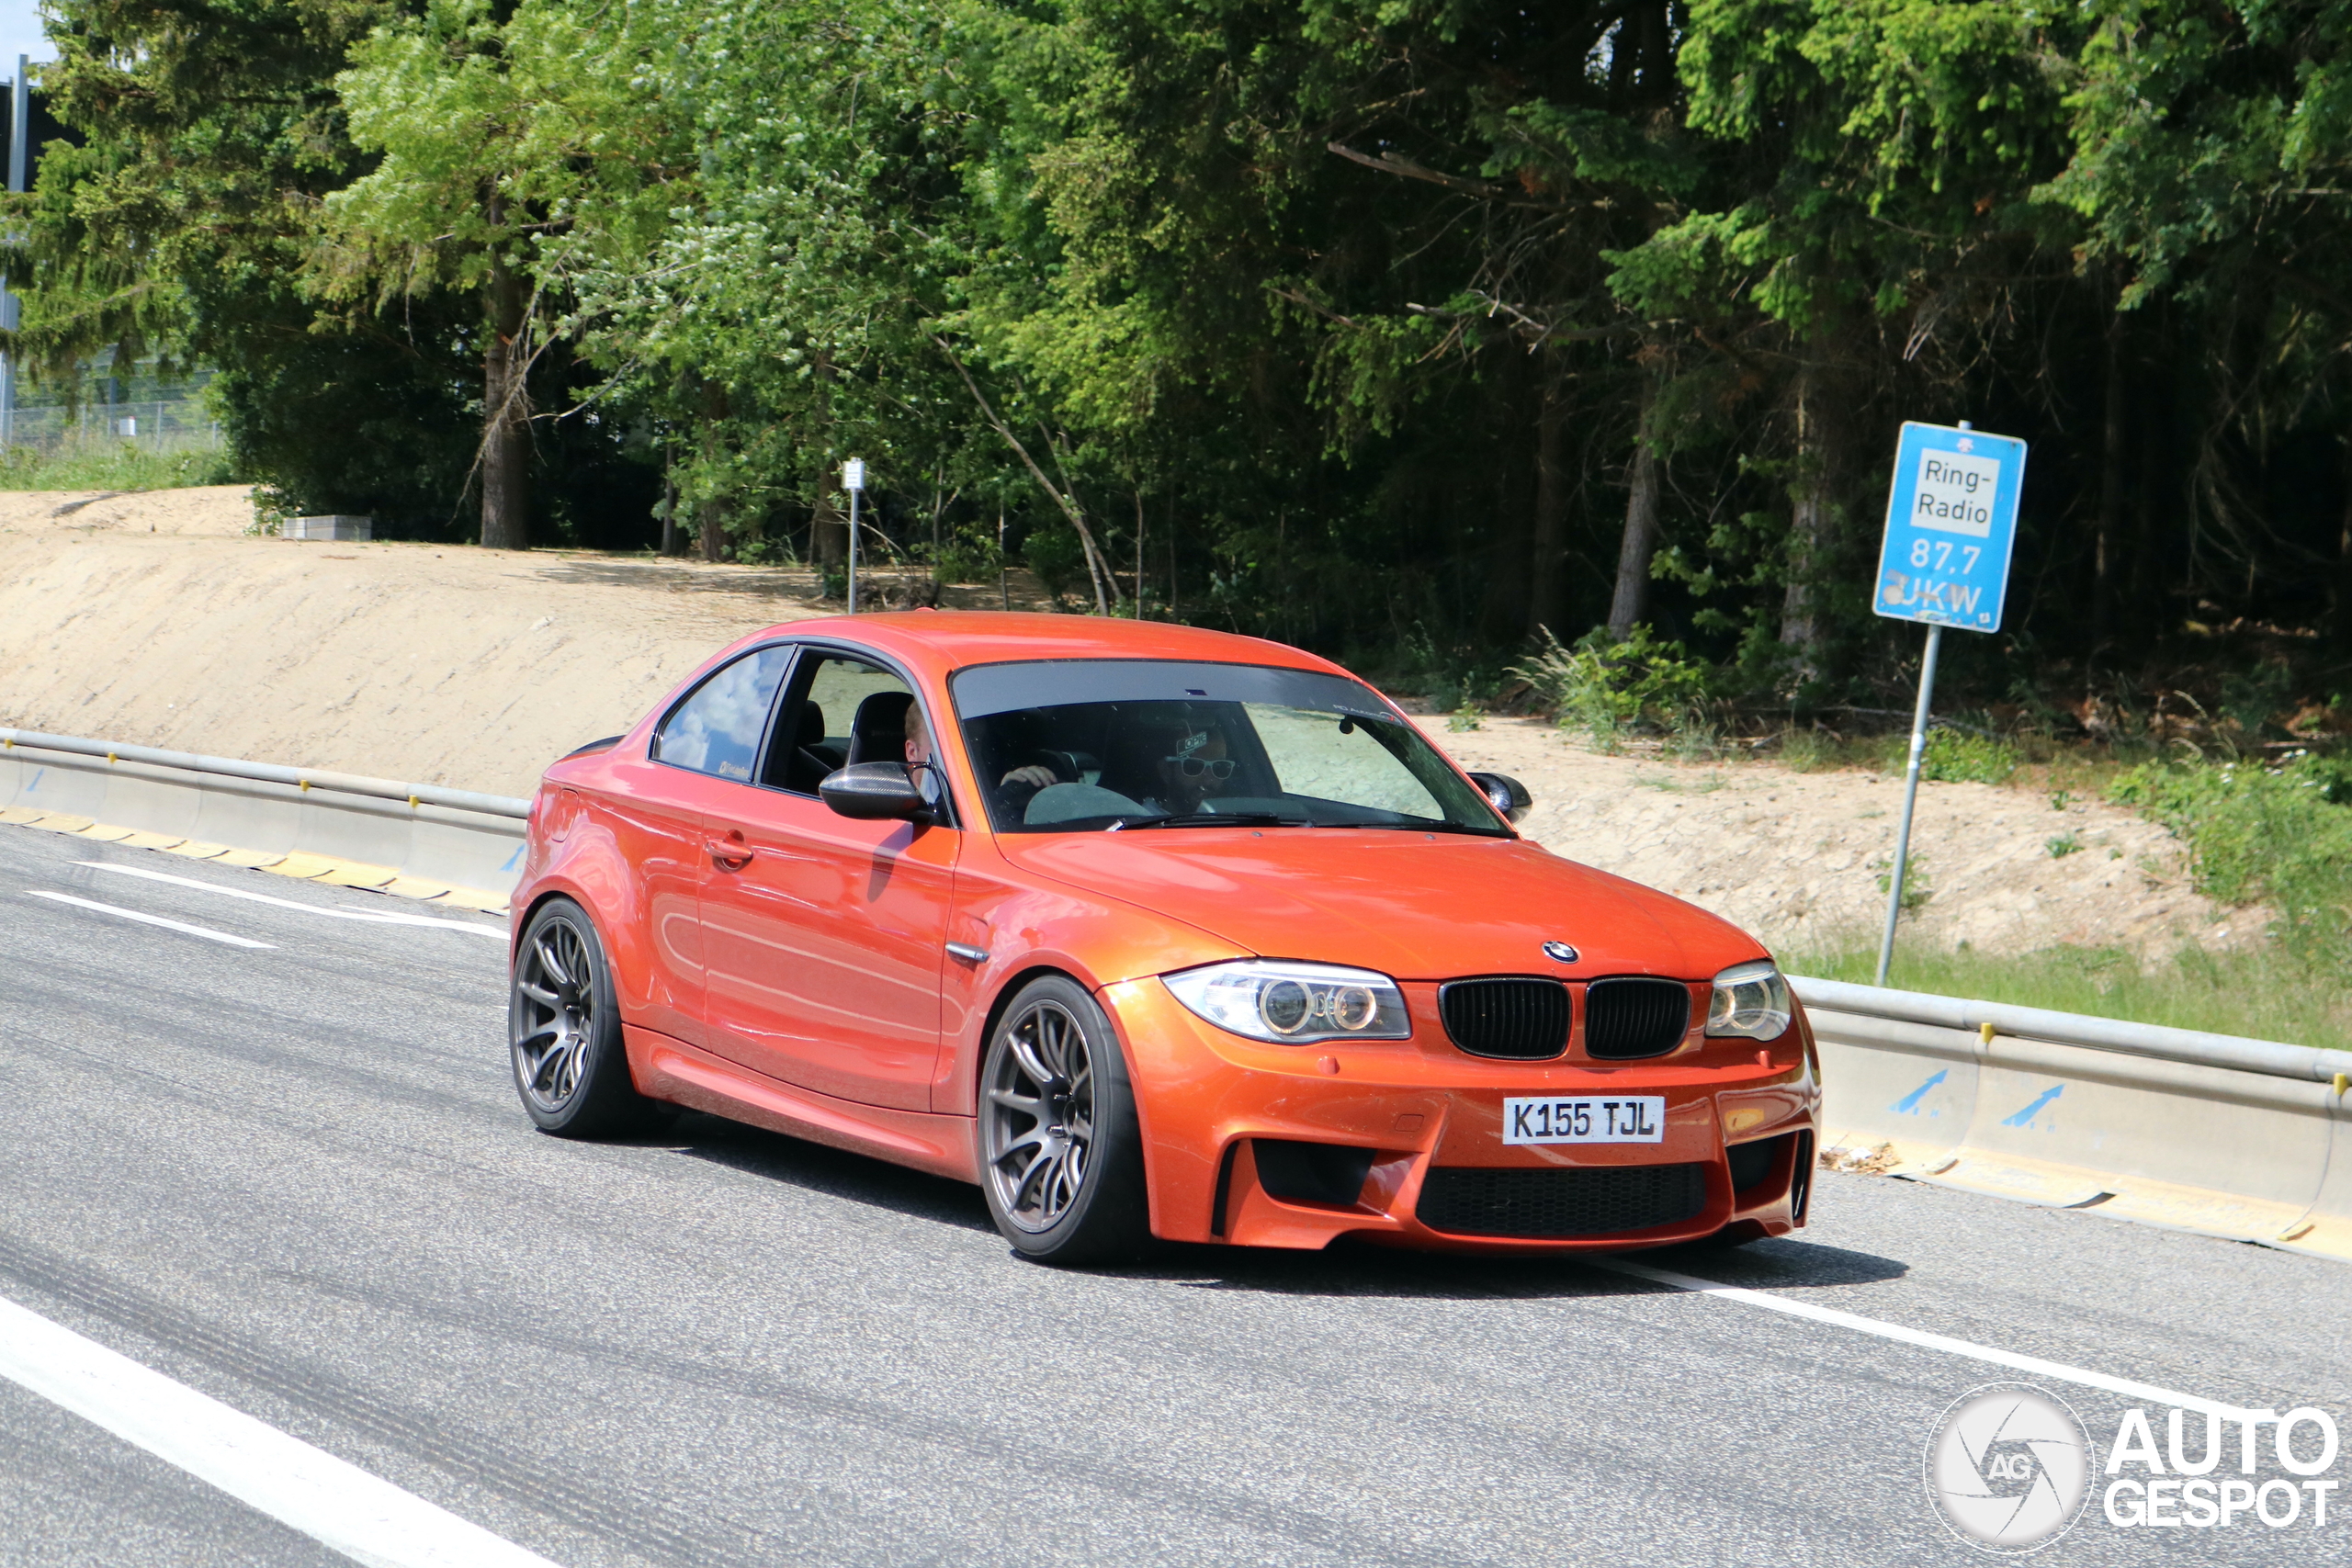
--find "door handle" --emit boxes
[708,829,755,871]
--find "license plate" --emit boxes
[1502,1095,1667,1145]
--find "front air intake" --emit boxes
[1416,1164,1708,1238]
[1582,976,1692,1060]
[1438,977,1569,1060]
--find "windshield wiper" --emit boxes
[1314,819,1503,836]
[1117,811,1309,830]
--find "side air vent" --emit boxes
[1583,976,1692,1060]
[1417,1164,1708,1238]
[1438,977,1570,1060]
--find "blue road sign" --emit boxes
[1874,422,2027,633]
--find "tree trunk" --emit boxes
[1780,355,1850,677]
[2093,298,2125,659]
[2336,436,2352,653]
[812,480,845,581]
[479,212,531,550]
[658,464,683,557]
[697,494,727,562]
[1527,362,1570,638]
[1608,367,1662,638]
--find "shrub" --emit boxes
[2109,753,2352,965]
[1513,626,1713,747]
[1920,728,2020,784]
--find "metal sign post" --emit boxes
[1871,420,2028,985]
[842,457,866,614]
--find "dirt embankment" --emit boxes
[0,487,2237,956]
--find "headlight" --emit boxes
[1162,960,1411,1044]
[1705,961,1792,1041]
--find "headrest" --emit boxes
[847,691,916,766]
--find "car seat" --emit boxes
[846,691,915,767]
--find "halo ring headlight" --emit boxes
[1163,960,1412,1045]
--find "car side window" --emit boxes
[769,653,919,795]
[653,645,794,783]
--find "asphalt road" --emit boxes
[1,820,2346,1568]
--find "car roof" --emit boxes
[748,612,1356,686]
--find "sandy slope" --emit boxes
[0,486,2235,955]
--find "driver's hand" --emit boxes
[1001,764,1059,788]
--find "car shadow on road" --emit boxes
[661,1112,1000,1235]
[1120,1234,1908,1303]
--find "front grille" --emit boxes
[1439,977,1569,1060]
[1417,1163,1709,1238]
[1583,976,1693,1060]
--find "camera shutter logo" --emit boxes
[1924,1383,2095,1552]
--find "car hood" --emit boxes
[996,829,1766,981]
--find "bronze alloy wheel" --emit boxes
[982,995,1098,1233]
[513,912,599,1115]
[507,897,664,1137]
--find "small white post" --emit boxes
[842,457,866,614]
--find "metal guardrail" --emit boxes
[0,728,530,820]
[1790,975,2352,1086]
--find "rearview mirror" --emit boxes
[819,762,933,823]
[1466,771,1532,825]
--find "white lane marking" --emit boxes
[0,1292,561,1568]
[76,863,504,941]
[1597,1258,2261,1421]
[26,892,275,951]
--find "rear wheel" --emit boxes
[978,976,1150,1265]
[509,897,665,1137]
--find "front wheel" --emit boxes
[978,976,1150,1265]
[509,897,666,1137]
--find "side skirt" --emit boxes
[626,1025,978,1184]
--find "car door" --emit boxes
[631,641,798,1048]
[696,648,957,1111]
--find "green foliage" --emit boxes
[2046,830,2083,859]
[1514,626,1715,746]
[2109,754,2352,965]
[1872,853,1934,913]
[10,0,2352,702]
[1920,728,2022,784]
[0,437,236,491]
[1791,941,2351,1050]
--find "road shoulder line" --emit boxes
[0,1292,560,1568]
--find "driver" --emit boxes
[1143,725,1236,816]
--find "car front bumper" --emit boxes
[1100,977,1820,1252]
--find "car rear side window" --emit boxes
[654,646,793,782]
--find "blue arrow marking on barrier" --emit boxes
[1891,1069,1948,1114]
[2001,1085,2064,1128]
[501,843,525,872]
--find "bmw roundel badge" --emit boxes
[1542,941,1580,964]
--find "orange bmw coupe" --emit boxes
[508,614,1819,1263]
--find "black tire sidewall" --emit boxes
[510,897,644,1137]
[979,976,1149,1264]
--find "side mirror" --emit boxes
[819,762,933,823]
[1467,771,1532,825]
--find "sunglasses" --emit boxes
[1165,756,1237,780]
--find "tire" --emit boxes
[978,976,1151,1265]
[509,897,667,1137]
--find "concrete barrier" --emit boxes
[1796,976,2352,1263]
[0,729,528,911]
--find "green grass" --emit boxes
[0,438,238,492]
[1787,942,2352,1051]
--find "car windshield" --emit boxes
[950,659,1507,836]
